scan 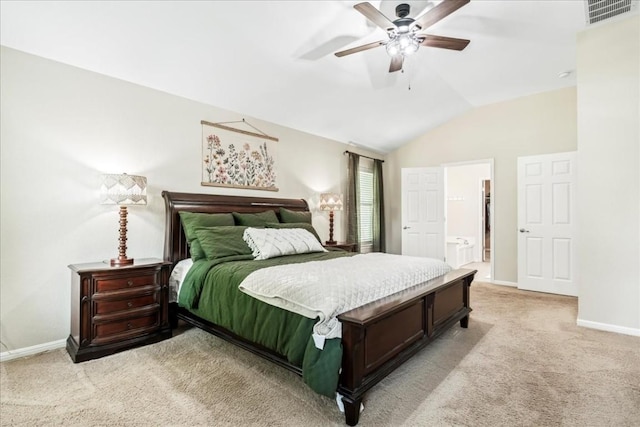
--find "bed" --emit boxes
[162,191,476,426]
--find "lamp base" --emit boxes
[327,210,336,246]
[110,205,134,267]
[110,257,134,267]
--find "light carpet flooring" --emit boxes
[1,281,639,426]
[465,262,490,281]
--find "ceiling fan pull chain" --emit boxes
[401,67,411,91]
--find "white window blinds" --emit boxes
[359,161,374,249]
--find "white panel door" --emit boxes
[401,167,445,261]
[517,152,577,296]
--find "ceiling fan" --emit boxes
[335,0,471,73]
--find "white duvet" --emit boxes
[238,253,451,345]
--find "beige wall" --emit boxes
[0,47,379,351]
[385,88,578,283]
[576,15,640,333]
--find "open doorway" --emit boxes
[444,160,494,281]
[482,179,491,262]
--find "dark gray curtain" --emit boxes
[346,152,360,252]
[372,159,386,252]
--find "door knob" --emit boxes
[403,226,411,230]
[519,228,530,233]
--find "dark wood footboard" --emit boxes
[337,269,475,426]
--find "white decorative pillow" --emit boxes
[168,258,194,302]
[243,227,327,260]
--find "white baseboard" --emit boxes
[576,319,640,337]
[0,338,66,362]
[491,280,518,287]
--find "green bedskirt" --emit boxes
[178,250,353,397]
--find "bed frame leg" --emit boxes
[169,302,179,329]
[460,315,469,328]
[343,396,362,426]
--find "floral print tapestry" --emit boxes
[201,120,278,191]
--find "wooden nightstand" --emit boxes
[66,258,172,363]
[324,242,357,252]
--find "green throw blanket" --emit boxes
[178,250,353,397]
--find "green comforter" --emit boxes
[178,250,354,397]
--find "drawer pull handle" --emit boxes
[127,322,132,329]
[127,302,133,308]
[127,280,133,287]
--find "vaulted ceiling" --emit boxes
[0,1,587,153]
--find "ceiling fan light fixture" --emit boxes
[399,34,411,48]
[404,39,419,55]
[386,39,400,56]
[386,33,419,57]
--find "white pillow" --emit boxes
[169,258,194,302]
[243,227,327,260]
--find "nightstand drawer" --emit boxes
[94,312,160,344]
[96,273,156,292]
[94,293,158,315]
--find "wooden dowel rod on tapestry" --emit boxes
[343,150,385,162]
[200,120,279,142]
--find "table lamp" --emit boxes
[319,193,343,245]
[100,173,147,266]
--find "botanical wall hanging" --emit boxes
[201,119,278,191]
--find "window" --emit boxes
[359,159,374,252]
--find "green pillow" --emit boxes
[188,240,206,261]
[232,210,279,227]
[265,222,322,243]
[279,207,312,224]
[179,211,235,260]
[194,226,252,260]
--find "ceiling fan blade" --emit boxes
[413,0,470,31]
[335,40,385,57]
[389,55,404,73]
[419,34,470,51]
[354,2,395,31]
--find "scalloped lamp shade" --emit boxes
[100,174,147,266]
[100,174,147,205]
[319,193,343,211]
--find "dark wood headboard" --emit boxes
[162,191,310,266]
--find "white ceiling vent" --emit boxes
[584,0,638,24]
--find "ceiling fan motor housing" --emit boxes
[395,3,411,18]
[393,4,415,33]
